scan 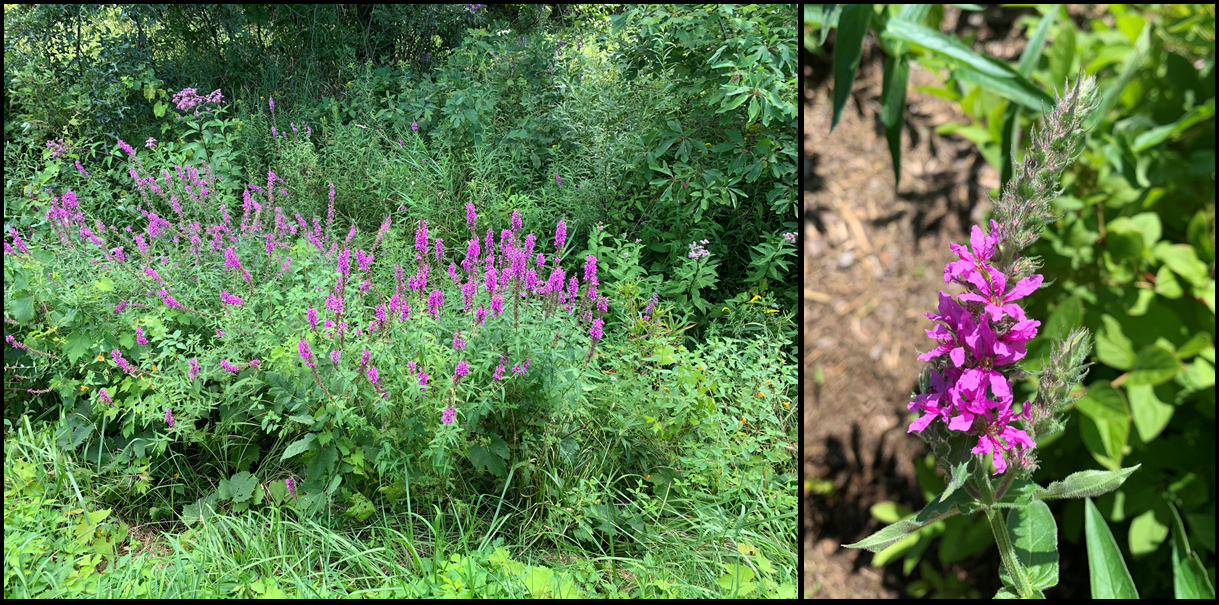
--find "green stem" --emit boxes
[977,471,1035,598]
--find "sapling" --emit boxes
[843,74,1142,599]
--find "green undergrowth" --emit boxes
[5,409,795,598]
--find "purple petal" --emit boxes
[948,411,974,431]
[956,292,989,305]
[908,412,938,433]
[1004,274,1044,302]
[918,345,951,361]
[969,224,988,259]
[949,346,967,367]
[988,372,1012,403]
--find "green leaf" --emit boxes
[1126,345,1182,386]
[1128,508,1169,556]
[1133,97,1215,151]
[872,532,921,567]
[1076,382,1130,469]
[1129,212,1163,251]
[1155,242,1210,288]
[1004,500,1059,591]
[843,488,975,553]
[1155,264,1184,299]
[884,18,1007,77]
[1186,210,1214,264]
[11,295,35,323]
[229,471,257,503]
[1127,384,1173,442]
[1105,218,1145,262]
[939,439,974,504]
[882,55,910,186]
[1047,20,1076,91]
[1017,5,1060,76]
[831,4,871,131]
[1089,23,1149,130]
[1084,496,1139,598]
[489,434,510,460]
[1037,465,1140,501]
[280,434,317,460]
[870,501,913,524]
[1095,314,1135,371]
[64,330,92,364]
[1167,501,1217,598]
[469,444,506,477]
[1076,381,1129,421]
[1185,513,1215,554]
[885,20,1052,110]
[94,276,115,292]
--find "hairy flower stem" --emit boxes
[975,466,1034,597]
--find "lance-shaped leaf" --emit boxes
[1167,501,1217,599]
[1000,500,1059,591]
[882,54,910,187]
[830,4,871,131]
[937,435,974,504]
[1036,464,1140,501]
[1084,496,1139,598]
[843,487,976,553]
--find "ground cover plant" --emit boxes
[807,4,1214,599]
[4,4,797,598]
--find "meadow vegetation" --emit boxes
[4,4,797,597]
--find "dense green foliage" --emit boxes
[810,4,1215,598]
[4,4,796,598]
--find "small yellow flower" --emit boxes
[174,473,179,478]
[97,354,104,362]
[742,416,748,423]
[596,498,601,504]
[721,306,728,311]
[81,386,88,392]
[152,364,157,371]
[783,401,790,407]
[260,96,264,100]
[749,295,761,302]
[662,387,669,391]
[765,309,778,313]
[645,474,651,479]
[766,380,771,385]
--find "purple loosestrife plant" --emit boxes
[844,75,1141,600]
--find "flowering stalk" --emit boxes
[844,75,1138,599]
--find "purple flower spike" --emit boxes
[164,407,175,428]
[554,220,567,250]
[442,405,456,424]
[286,476,296,498]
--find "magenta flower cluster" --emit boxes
[112,349,138,374]
[908,222,1043,475]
